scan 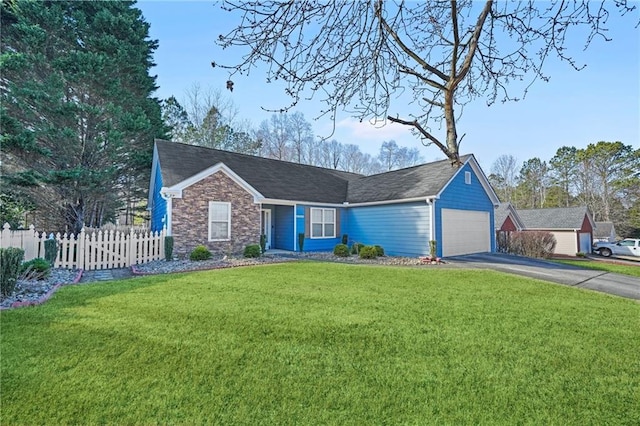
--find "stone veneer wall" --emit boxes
[172,171,260,257]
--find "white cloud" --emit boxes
[324,117,421,156]
[335,117,413,141]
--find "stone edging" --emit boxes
[2,269,84,310]
[130,259,294,276]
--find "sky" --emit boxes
[136,1,639,172]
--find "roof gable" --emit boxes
[495,203,524,230]
[161,162,264,201]
[346,154,498,204]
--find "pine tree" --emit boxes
[1,0,166,232]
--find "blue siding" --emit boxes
[150,165,166,232]
[435,163,495,257]
[346,202,430,257]
[274,205,294,250]
[296,205,346,251]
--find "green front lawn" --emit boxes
[553,258,640,277]
[2,263,639,424]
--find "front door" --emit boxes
[261,209,272,250]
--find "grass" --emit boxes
[553,258,640,277]
[2,262,639,424]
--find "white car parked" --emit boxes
[593,239,640,257]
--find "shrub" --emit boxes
[1,247,24,298]
[260,234,266,253]
[189,245,212,261]
[350,242,364,255]
[341,234,348,245]
[164,236,174,261]
[359,245,378,259]
[374,245,385,257]
[44,239,58,266]
[510,231,557,258]
[244,244,261,258]
[20,258,51,280]
[333,244,349,257]
[298,233,305,252]
[429,240,438,257]
[496,232,511,253]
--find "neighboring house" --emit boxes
[148,140,500,258]
[517,206,594,256]
[495,202,524,233]
[494,202,525,253]
[593,221,617,243]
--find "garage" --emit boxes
[441,208,491,256]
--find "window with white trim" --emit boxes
[310,208,335,238]
[209,201,231,241]
[464,171,471,184]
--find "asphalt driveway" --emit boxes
[446,253,640,300]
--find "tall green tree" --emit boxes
[161,96,192,143]
[576,141,638,222]
[549,146,578,207]
[515,158,549,209]
[1,0,165,232]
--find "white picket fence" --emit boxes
[0,223,165,270]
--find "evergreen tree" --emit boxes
[1,0,165,232]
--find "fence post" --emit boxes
[26,225,38,259]
[0,223,9,248]
[128,228,136,266]
[78,228,85,270]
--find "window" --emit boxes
[209,202,231,241]
[310,208,335,238]
[464,171,471,185]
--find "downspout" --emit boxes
[427,198,436,255]
[293,204,297,251]
[165,198,173,236]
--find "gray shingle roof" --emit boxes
[155,139,361,204]
[346,155,473,203]
[155,140,477,204]
[593,221,615,238]
[517,206,590,230]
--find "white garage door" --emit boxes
[442,208,491,257]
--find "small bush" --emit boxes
[20,258,51,280]
[164,236,174,261]
[260,234,266,253]
[244,244,261,258]
[350,242,365,255]
[496,232,511,253]
[359,245,378,259]
[429,240,438,257]
[333,244,349,257]
[374,245,385,257]
[510,231,557,258]
[189,245,212,261]
[576,252,586,258]
[1,247,25,298]
[44,239,58,266]
[341,234,348,245]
